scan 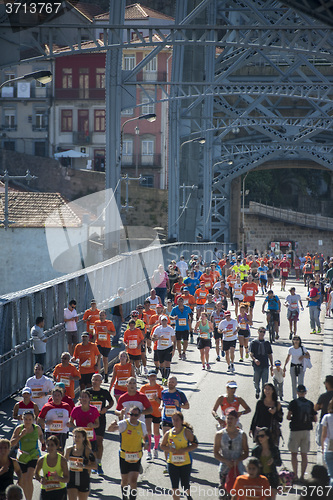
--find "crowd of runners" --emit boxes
[1,250,333,500]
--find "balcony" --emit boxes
[55,88,105,100]
[136,71,167,82]
[2,125,17,131]
[32,125,47,131]
[121,153,161,168]
[1,86,51,99]
[73,131,92,144]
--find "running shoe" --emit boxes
[310,330,316,334]
[318,328,322,333]
[161,377,166,385]
[206,363,211,370]
[179,354,182,360]
[190,334,194,343]
[163,467,169,475]
[216,355,220,361]
[245,353,249,359]
[182,352,186,360]
[153,449,158,459]
[275,334,279,340]
[227,365,231,372]
[202,364,206,370]
[97,464,104,475]
[221,350,225,357]
[104,375,108,383]
[239,358,244,362]
[289,332,293,340]
[255,392,260,399]
[231,363,235,372]
[147,451,152,461]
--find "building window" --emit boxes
[121,107,134,116]
[94,109,105,132]
[140,174,154,188]
[141,139,154,165]
[96,68,105,88]
[34,110,47,130]
[123,55,135,71]
[79,68,89,99]
[4,109,16,129]
[141,97,155,114]
[94,149,105,171]
[145,57,157,72]
[62,68,72,88]
[122,139,133,164]
[35,141,46,157]
[3,141,15,151]
[61,109,72,132]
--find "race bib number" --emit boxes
[290,303,298,310]
[205,283,210,288]
[125,452,140,463]
[225,328,234,338]
[199,292,206,298]
[81,359,91,368]
[60,377,70,387]
[31,388,43,398]
[117,379,127,386]
[98,333,107,341]
[150,304,157,310]
[171,453,186,464]
[200,332,208,339]
[44,481,60,491]
[84,428,94,440]
[146,391,157,401]
[49,420,63,432]
[89,324,95,331]
[183,299,189,304]
[69,457,84,472]
[178,319,186,326]
[247,290,254,296]
[128,339,137,349]
[91,401,103,413]
[165,405,176,416]
[160,339,169,347]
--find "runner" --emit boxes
[211,380,251,429]
[218,311,239,373]
[123,320,145,376]
[258,260,269,295]
[93,310,116,383]
[87,373,114,475]
[65,428,96,500]
[151,316,176,385]
[25,364,54,411]
[109,351,135,402]
[210,302,225,362]
[82,299,100,342]
[262,290,281,340]
[194,282,209,321]
[0,439,22,499]
[170,297,192,360]
[108,407,148,500]
[241,274,258,321]
[160,412,198,500]
[115,377,152,423]
[72,333,101,390]
[284,287,304,339]
[64,300,79,357]
[53,352,80,400]
[237,303,252,362]
[37,387,72,453]
[160,377,190,473]
[10,411,43,500]
[233,275,244,316]
[226,269,237,306]
[34,435,69,500]
[267,258,275,289]
[69,390,100,461]
[279,255,291,291]
[128,310,147,374]
[200,267,215,293]
[12,387,39,421]
[146,289,162,311]
[194,312,213,370]
[140,370,163,460]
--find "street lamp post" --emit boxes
[0,70,52,90]
[135,126,140,177]
[242,171,250,255]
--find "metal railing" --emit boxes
[0,241,235,402]
[245,201,333,231]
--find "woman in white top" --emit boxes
[283,336,311,399]
[233,275,244,316]
[284,287,304,339]
[321,397,333,487]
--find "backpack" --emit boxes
[296,398,313,430]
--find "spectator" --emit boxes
[306,280,321,334]
[231,458,271,500]
[176,255,188,278]
[251,427,282,500]
[315,375,333,445]
[64,299,79,356]
[287,384,317,483]
[321,397,333,487]
[297,465,331,500]
[250,383,283,446]
[30,317,47,366]
[272,360,285,401]
[283,336,311,400]
[249,328,273,399]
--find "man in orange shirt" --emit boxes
[140,370,163,460]
[83,299,100,341]
[171,275,184,299]
[181,287,196,310]
[200,267,215,292]
[53,351,80,399]
[94,310,116,383]
[123,319,145,375]
[241,275,259,321]
[72,332,101,389]
[194,282,209,320]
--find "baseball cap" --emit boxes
[224,310,231,316]
[22,387,32,394]
[156,303,164,308]
[160,315,168,320]
[55,382,65,389]
[275,360,281,366]
[297,384,306,392]
[90,299,97,304]
[183,287,189,291]
[81,332,89,336]
[225,408,238,418]
[137,304,143,309]
[226,381,237,388]
[128,319,136,325]
[131,310,139,316]
[148,369,157,376]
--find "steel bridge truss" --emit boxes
[1,0,333,243]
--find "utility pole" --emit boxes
[0,170,37,229]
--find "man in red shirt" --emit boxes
[123,320,145,375]
[94,310,116,383]
[279,255,291,291]
[115,377,152,423]
[37,387,72,452]
[83,299,100,341]
[241,275,259,321]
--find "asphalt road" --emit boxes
[1,277,327,499]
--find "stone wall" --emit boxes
[245,214,333,256]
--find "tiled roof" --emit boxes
[0,192,82,228]
[67,1,105,21]
[95,3,174,21]
[52,39,105,54]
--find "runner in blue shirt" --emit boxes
[171,298,193,360]
[262,290,281,339]
[183,270,200,296]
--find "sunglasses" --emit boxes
[130,413,140,417]
[257,434,266,438]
